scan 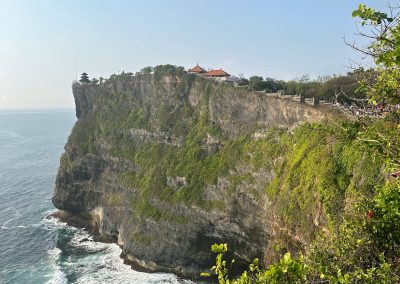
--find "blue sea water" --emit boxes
[0,110,192,284]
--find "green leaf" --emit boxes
[283,253,291,264]
[211,243,228,253]
[200,272,210,277]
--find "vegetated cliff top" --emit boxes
[72,64,345,135]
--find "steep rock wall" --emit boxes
[53,73,347,278]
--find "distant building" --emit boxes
[205,69,230,78]
[79,72,90,83]
[188,64,207,75]
[205,69,239,83]
[189,64,239,84]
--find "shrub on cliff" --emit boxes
[153,64,185,81]
[202,244,307,284]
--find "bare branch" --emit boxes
[343,37,375,57]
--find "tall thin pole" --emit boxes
[74,56,78,81]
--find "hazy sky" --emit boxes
[0,0,389,109]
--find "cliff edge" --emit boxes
[52,68,364,279]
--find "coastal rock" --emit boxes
[53,72,343,279]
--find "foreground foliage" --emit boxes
[201,244,306,284]
[200,114,400,283]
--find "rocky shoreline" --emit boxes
[48,210,193,279]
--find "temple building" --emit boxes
[204,69,231,80]
[188,64,239,83]
[205,69,239,83]
[188,64,207,75]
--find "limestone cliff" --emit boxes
[53,68,376,279]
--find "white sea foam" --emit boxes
[16,225,29,228]
[46,247,68,284]
[1,210,62,230]
[0,130,30,144]
[40,213,74,232]
[1,223,30,230]
[1,218,15,229]
[39,211,193,283]
[0,130,25,139]
[67,230,194,284]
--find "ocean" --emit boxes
[0,110,193,284]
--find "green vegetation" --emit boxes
[67,111,97,154]
[69,76,386,243]
[70,65,377,223]
[60,0,400,280]
[203,240,396,283]
[117,118,383,232]
[67,48,400,280]
[202,243,307,284]
[201,3,400,283]
[247,71,366,104]
[153,64,185,80]
[69,63,391,249]
[66,4,400,276]
[351,4,400,106]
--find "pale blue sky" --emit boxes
[0,0,389,109]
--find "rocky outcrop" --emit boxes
[129,128,183,147]
[53,72,344,279]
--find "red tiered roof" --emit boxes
[189,64,206,73]
[205,69,231,77]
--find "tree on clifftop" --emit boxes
[350,4,400,106]
[350,3,400,169]
[79,72,90,83]
[249,76,265,91]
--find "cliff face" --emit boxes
[52,71,368,278]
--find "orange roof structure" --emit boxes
[205,69,231,77]
[189,64,206,74]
